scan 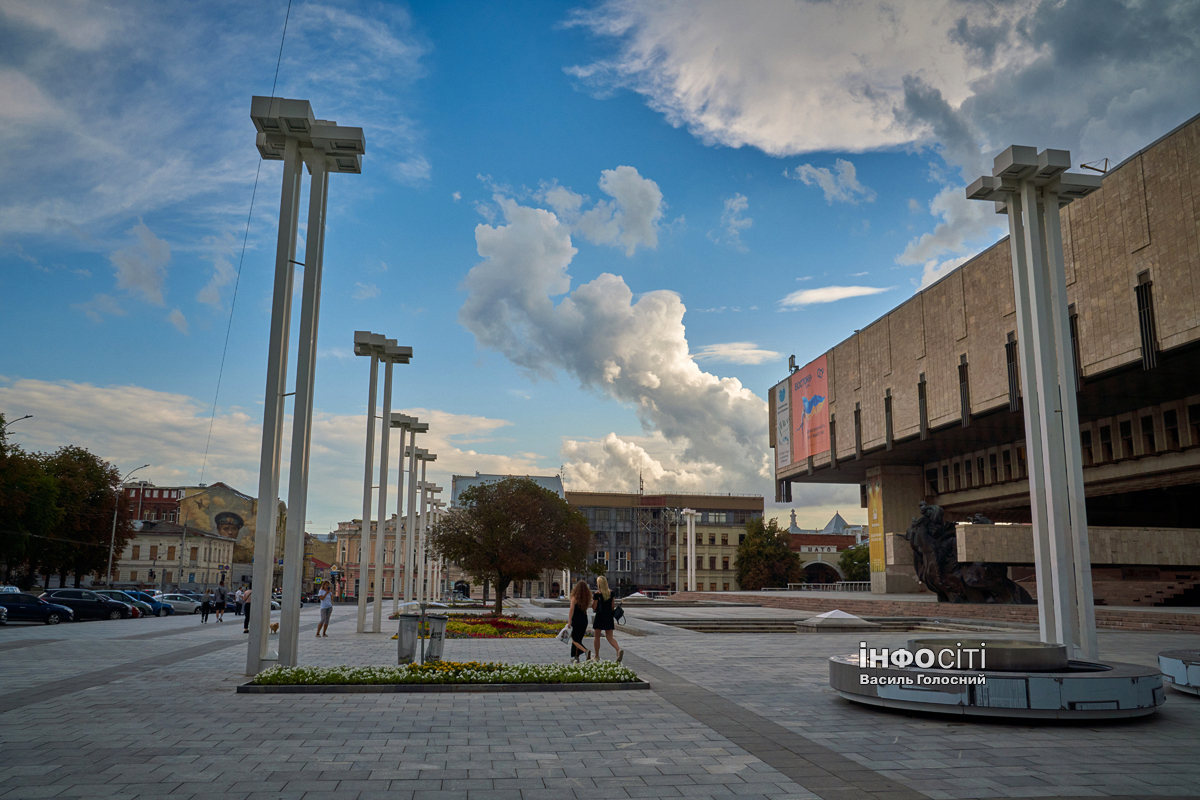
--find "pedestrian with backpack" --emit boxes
[591,576,623,662]
[214,580,227,622]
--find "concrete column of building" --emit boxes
[867,466,925,594]
[247,136,302,676]
[371,359,394,633]
[279,155,329,667]
[417,463,429,603]
[355,356,379,634]
[392,422,407,615]
[1004,192,1057,646]
[403,438,422,600]
[683,509,697,591]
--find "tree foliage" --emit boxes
[838,542,870,582]
[0,415,132,588]
[734,517,801,590]
[427,477,591,615]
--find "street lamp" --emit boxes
[388,413,421,615]
[248,96,366,676]
[107,464,150,587]
[966,146,1101,660]
[371,342,412,637]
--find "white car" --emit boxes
[159,593,203,614]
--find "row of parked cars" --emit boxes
[0,586,213,625]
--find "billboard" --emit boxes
[773,379,791,470]
[791,354,830,463]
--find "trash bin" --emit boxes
[425,614,449,662]
[396,613,420,664]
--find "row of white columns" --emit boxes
[682,508,699,592]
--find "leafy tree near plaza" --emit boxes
[0,415,61,585]
[428,477,592,616]
[734,517,802,590]
[41,446,133,587]
[838,542,870,582]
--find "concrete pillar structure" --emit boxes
[682,508,699,591]
[866,465,925,594]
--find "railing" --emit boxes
[785,581,871,592]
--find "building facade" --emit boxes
[771,113,1200,596]
[125,482,186,522]
[114,521,234,593]
[565,491,764,593]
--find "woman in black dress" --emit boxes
[568,581,592,662]
[591,576,623,662]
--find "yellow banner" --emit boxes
[867,474,885,574]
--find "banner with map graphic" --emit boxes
[791,354,829,462]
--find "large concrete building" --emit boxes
[772,113,1200,599]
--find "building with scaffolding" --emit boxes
[565,488,764,593]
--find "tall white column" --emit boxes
[684,510,696,592]
[248,137,302,676]
[371,361,394,632]
[392,427,406,615]
[404,437,419,600]
[416,461,429,603]
[279,157,328,667]
[355,358,378,633]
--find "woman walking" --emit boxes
[242,586,252,633]
[200,589,213,624]
[567,580,592,662]
[592,576,623,662]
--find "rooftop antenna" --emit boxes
[1079,158,1109,174]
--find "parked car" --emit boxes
[0,593,74,624]
[126,590,174,616]
[95,590,155,618]
[0,585,20,594]
[159,593,203,614]
[0,605,6,624]
[40,589,133,620]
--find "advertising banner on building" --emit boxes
[791,354,830,463]
[866,474,885,574]
[773,379,791,471]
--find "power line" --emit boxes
[199,0,295,485]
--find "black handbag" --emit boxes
[614,604,625,624]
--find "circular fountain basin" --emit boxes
[831,637,1165,720]
[905,638,1068,672]
[1158,650,1200,696]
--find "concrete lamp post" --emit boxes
[400,435,429,603]
[681,509,699,592]
[415,469,440,604]
[351,333,412,635]
[106,464,150,587]
[388,414,418,615]
[966,148,1102,660]
[247,96,365,675]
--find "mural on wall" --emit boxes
[178,483,275,563]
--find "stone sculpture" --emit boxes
[901,502,1034,604]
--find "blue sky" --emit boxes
[3,0,1198,533]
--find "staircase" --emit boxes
[1091,577,1200,607]
[655,618,802,633]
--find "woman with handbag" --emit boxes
[567,580,592,662]
[591,576,623,662]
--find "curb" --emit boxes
[237,680,651,694]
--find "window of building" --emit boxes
[1163,409,1181,450]
[977,456,986,485]
[1080,429,1093,465]
[596,550,609,570]
[1135,271,1158,370]
[884,390,894,450]
[128,488,136,497]
[709,582,717,591]
[1005,333,1020,412]
[1100,425,1113,461]
[990,453,999,483]
[723,583,730,591]
[164,571,172,584]
[953,462,962,491]
[722,557,729,571]
[1017,447,1027,479]
[942,464,949,490]
[1141,416,1156,455]
[965,458,973,487]
[709,556,717,571]
[709,533,717,545]
[129,570,138,582]
[926,468,939,496]
[617,551,630,572]
[918,373,929,439]
[738,534,746,545]
[853,402,863,459]
[958,355,971,427]
[1120,420,1134,457]
[1002,450,1012,481]
[190,546,198,562]
[1189,404,1200,446]
[132,545,141,560]
[721,533,728,546]
[167,546,175,561]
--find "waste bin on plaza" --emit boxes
[397,613,419,664]
[425,614,449,662]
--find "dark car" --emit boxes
[0,593,75,624]
[40,589,132,620]
[126,590,174,616]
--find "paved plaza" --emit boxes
[1,601,1199,800]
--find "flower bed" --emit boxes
[250,660,637,686]
[387,613,563,639]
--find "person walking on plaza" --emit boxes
[592,576,623,662]
[234,587,244,616]
[242,586,252,633]
[200,589,212,624]
[214,580,227,622]
[567,580,592,662]
[316,580,334,638]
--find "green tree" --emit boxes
[0,415,61,586]
[838,542,870,581]
[428,477,592,616]
[40,446,132,587]
[735,517,802,590]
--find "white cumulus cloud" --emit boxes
[786,159,876,205]
[707,193,753,250]
[541,166,665,256]
[779,285,892,308]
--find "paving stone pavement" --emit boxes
[1,602,1198,800]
